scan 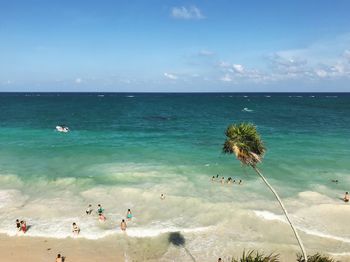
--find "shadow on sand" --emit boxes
[168,232,196,262]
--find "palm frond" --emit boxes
[223,123,266,167]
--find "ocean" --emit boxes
[0,93,349,260]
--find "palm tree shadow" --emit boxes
[168,232,196,262]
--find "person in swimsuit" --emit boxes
[227,177,232,184]
[98,213,106,222]
[160,193,166,200]
[97,204,104,215]
[238,179,243,185]
[56,254,63,262]
[126,209,132,221]
[220,177,225,184]
[211,176,215,182]
[72,222,80,236]
[86,204,93,215]
[218,258,222,262]
[344,192,349,202]
[120,219,127,231]
[16,219,21,231]
[21,220,27,233]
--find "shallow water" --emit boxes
[0,93,349,260]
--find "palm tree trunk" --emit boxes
[253,167,308,262]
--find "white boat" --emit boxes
[56,125,70,133]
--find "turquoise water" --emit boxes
[0,93,349,258]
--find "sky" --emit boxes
[1,0,350,92]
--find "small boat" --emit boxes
[56,125,70,133]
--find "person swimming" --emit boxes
[120,219,127,231]
[86,204,93,215]
[126,209,132,221]
[16,219,21,231]
[332,179,339,183]
[344,192,349,202]
[97,204,104,215]
[160,193,166,200]
[72,222,80,236]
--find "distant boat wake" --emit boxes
[242,107,253,112]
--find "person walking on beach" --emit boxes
[16,219,21,231]
[120,219,127,231]
[72,222,80,236]
[86,204,93,215]
[56,254,63,262]
[97,204,104,215]
[344,192,349,202]
[21,220,27,233]
[126,209,132,221]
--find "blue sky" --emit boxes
[1,0,350,92]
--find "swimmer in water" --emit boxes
[98,213,106,222]
[21,220,27,233]
[126,209,132,221]
[72,222,80,236]
[16,219,21,231]
[120,219,127,231]
[86,204,93,215]
[97,204,104,215]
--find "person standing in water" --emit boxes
[126,209,132,221]
[86,204,93,215]
[72,222,80,236]
[344,192,349,202]
[16,219,21,231]
[160,193,166,200]
[211,176,215,182]
[21,220,27,233]
[220,177,225,184]
[97,204,104,215]
[120,219,127,231]
[98,213,106,222]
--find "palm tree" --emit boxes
[223,122,308,262]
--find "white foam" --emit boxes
[254,210,350,243]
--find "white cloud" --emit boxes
[171,6,204,20]
[233,64,244,73]
[75,78,82,84]
[220,74,232,82]
[164,72,178,80]
[198,50,214,56]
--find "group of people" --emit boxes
[71,204,134,236]
[15,219,27,233]
[211,174,243,185]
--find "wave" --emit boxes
[242,107,253,112]
[254,210,350,243]
[126,95,135,98]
